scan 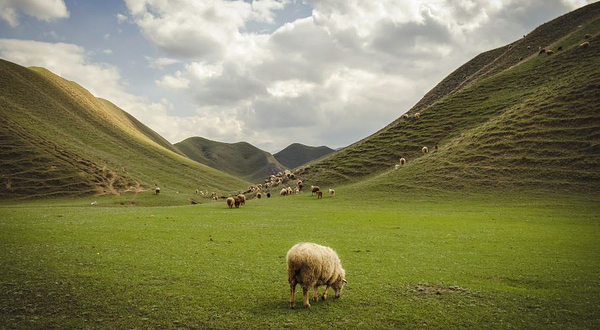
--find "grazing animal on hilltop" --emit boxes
[287,242,346,308]
[317,191,323,199]
[400,157,406,166]
[226,197,234,209]
[256,192,262,199]
[155,187,160,195]
[580,41,590,49]
[585,33,592,39]
[414,113,420,119]
[329,189,335,197]
[237,194,246,205]
[422,146,429,154]
[402,114,409,119]
[267,192,271,198]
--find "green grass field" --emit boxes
[1,190,598,329]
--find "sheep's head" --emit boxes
[331,269,347,298]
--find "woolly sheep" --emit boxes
[402,114,409,119]
[257,192,262,199]
[414,113,420,119]
[287,242,346,308]
[546,49,554,55]
[585,33,592,39]
[422,146,429,154]
[311,185,320,195]
[434,144,438,151]
[90,201,97,205]
[329,189,335,197]
[394,164,401,170]
[317,191,323,199]
[580,41,590,49]
[280,188,288,196]
[155,187,160,195]
[237,194,246,205]
[400,157,406,166]
[294,187,300,194]
[557,46,563,51]
[267,192,271,198]
[234,197,241,208]
[538,48,546,55]
[226,197,235,209]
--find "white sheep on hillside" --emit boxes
[414,113,421,119]
[394,164,401,170]
[422,146,429,154]
[329,189,335,197]
[400,157,406,165]
[287,242,347,308]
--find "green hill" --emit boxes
[274,143,335,169]
[175,136,286,183]
[0,59,248,199]
[301,2,600,193]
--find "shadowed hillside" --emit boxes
[274,143,335,169]
[301,2,600,193]
[175,136,286,183]
[0,60,247,199]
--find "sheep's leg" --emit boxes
[302,286,311,308]
[289,280,297,308]
[322,285,330,300]
[313,285,319,302]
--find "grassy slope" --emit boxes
[0,60,247,199]
[274,143,335,169]
[175,136,287,183]
[0,191,598,329]
[302,2,600,193]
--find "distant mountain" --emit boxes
[0,59,247,199]
[175,137,286,183]
[274,143,335,169]
[301,2,600,193]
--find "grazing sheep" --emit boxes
[400,157,406,166]
[317,191,323,199]
[546,49,554,55]
[580,41,590,49]
[394,164,401,170]
[234,197,241,208]
[257,192,262,199]
[287,187,293,195]
[311,185,320,195]
[422,146,429,154]
[237,194,246,205]
[155,187,160,195]
[585,33,592,39]
[402,114,409,119]
[519,57,523,61]
[287,242,347,308]
[280,188,288,196]
[195,189,199,194]
[329,189,335,197]
[557,46,563,51]
[294,187,300,194]
[226,197,235,209]
[414,113,420,119]
[434,144,438,151]
[527,45,531,49]
[90,201,97,205]
[267,192,271,198]
[538,48,546,55]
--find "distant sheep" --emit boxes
[257,192,262,199]
[527,45,531,50]
[287,242,346,308]
[267,192,271,198]
[329,189,335,197]
[90,201,97,205]
[580,41,590,49]
[402,114,409,119]
[434,144,438,151]
[237,194,246,205]
[281,188,288,196]
[317,191,323,199]
[414,113,420,119]
[557,46,563,51]
[294,187,300,194]
[400,157,406,166]
[226,197,235,209]
[538,48,546,55]
[585,33,592,39]
[155,187,160,195]
[234,197,241,208]
[394,164,400,170]
[546,49,554,55]
[422,146,429,154]
[311,185,320,195]
[519,57,523,61]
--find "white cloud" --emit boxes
[155,70,190,89]
[103,33,110,40]
[0,0,69,27]
[102,49,113,55]
[116,13,129,24]
[146,56,180,69]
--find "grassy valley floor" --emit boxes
[0,190,599,329]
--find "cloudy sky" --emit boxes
[0,0,596,152]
